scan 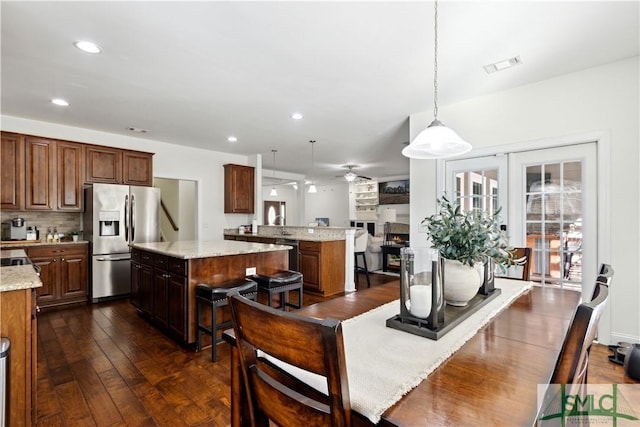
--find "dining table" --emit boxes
[223,279,581,426]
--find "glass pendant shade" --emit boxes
[308,184,317,193]
[270,187,277,196]
[402,119,472,159]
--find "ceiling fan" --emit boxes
[339,165,372,182]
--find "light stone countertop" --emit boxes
[0,240,89,249]
[130,240,292,259]
[1,249,43,292]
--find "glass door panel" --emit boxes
[512,143,596,299]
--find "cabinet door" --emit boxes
[224,164,255,213]
[85,145,122,184]
[59,251,88,300]
[57,141,84,211]
[153,269,169,327]
[131,261,142,308]
[1,132,25,210]
[168,274,187,341]
[25,137,56,210]
[299,251,321,292]
[139,264,154,316]
[122,151,153,186]
[29,255,58,302]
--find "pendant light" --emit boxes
[308,140,317,193]
[269,149,278,197]
[402,0,471,159]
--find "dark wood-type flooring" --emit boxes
[35,273,633,426]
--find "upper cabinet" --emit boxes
[123,151,153,186]
[25,136,56,210]
[224,164,255,214]
[85,145,153,186]
[0,132,154,212]
[1,132,25,210]
[85,145,121,184]
[57,141,84,211]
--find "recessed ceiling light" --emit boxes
[227,136,238,142]
[291,113,303,120]
[51,98,69,106]
[483,56,522,74]
[74,40,102,54]
[127,127,148,133]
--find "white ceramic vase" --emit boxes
[443,258,482,307]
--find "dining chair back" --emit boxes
[227,293,351,427]
[549,281,609,388]
[495,247,532,281]
[592,263,613,300]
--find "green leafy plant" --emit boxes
[69,230,80,236]
[421,197,516,268]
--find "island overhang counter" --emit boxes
[130,240,291,345]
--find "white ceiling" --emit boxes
[1,1,638,183]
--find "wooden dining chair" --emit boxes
[227,293,351,427]
[495,247,532,281]
[550,281,609,387]
[592,263,614,300]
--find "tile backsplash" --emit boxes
[1,210,82,237]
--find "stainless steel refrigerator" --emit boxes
[84,183,161,302]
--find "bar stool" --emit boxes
[252,270,304,311]
[196,278,257,361]
[354,231,371,288]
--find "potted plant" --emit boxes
[421,197,515,306]
[69,230,81,242]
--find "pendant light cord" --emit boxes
[433,0,439,121]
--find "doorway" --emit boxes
[153,177,197,241]
[264,201,286,226]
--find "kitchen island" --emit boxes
[224,225,350,296]
[1,249,42,426]
[129,240,291,345]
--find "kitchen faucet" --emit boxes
[273,215,290,235]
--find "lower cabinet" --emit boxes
[298,240,345,296]
[0,287,37,426]
[27,243,89,308]
[131,249,188,343]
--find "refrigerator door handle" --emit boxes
[124,194,129,241]
[131,194,136,242]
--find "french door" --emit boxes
[510,143,597,299]
[445,143,597,300]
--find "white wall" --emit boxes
[1,115,255,240]
[409,57,640,344]
[179,180,197,240]
[305,182,350,227]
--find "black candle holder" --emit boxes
[387,249,501,340]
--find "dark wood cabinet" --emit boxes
[0,288,37,426]
[86,145,153,186]
[85,145,122,184]
[27,243,89,308]
[25,136,56,210]
[224,164,255,213]
[298,240,345,296]
[123,151,153,186]
[1,132,25,210]
[56,141,84,211]
[131,250,188,342]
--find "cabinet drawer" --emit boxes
[131,248,141,262]
[299,240,321,252]
[154,254,168,270]
[168,258,187,276]
[140,251,154,266]
[27,244,86,258]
